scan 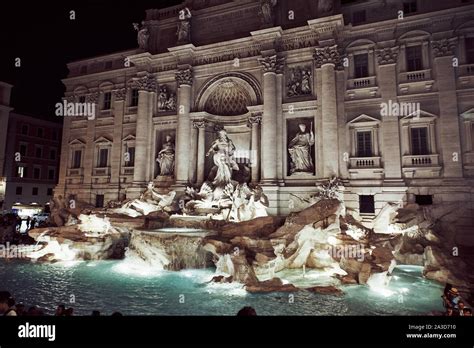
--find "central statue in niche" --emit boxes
[288,123,315,175]
[206,128,239,187]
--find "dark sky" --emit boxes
[0,0,358,122]
[0,0,181,121]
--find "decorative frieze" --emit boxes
[431,38,457,58]
[375,46,399,65]
[313,45,340,68]
[175,68,193,86]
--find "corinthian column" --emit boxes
[247,114,262,183]
[314,45,340,178]
[194,119,207,185]
[133,74,156,185]
[257,55,285,184]
[175,67,193,185]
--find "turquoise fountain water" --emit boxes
[0,260,443,315]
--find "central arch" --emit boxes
[195,72,262,115]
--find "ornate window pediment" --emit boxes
[122,134,136,142]
[94,136,113,144]
[401,110,437,124]
[69,139,86,147]
[461,108,474,120]
[348,114,380,127]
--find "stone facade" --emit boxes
[57,0,474,222]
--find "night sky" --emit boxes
[0,0,180,121]
[0,0,357,122]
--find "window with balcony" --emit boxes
[48,168,55,180]
[103,92,112,110]
[356,131,372,157]
[19,144,27,156]
[354,54,369,79]
[73,150,82,169]
[98,148,109,168]
[406,46,423,72]
[35,146,43,158]
[130,89,139,107]
[466,38,474,65]
[125,146,135,166]
[33,167,41,179]
[410,127,429,155]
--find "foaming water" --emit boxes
[0,261,444,316]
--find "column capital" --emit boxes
[431,38,457,58]
[313,44,341,68]
[133,74,157,92]
[175,68,193,86]
[247,114,262,128]
[113,88,127,101]
[258,54,285,73]
[192,118,207,129]
[375,46,399,65]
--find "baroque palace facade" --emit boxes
[57,0,474,219]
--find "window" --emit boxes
[33,167,41,179]
[354,54,369,78]
[465,38,474,65]
[352,10,366,25]
[406,46,423,72]
[21,124,28,135]
[130,89,139,107]
[37,127,44,137]
[95,194,104,208]
[411,127,429,155]
[15,186,22,195]
[52,130,58,141]
[103,92,112,110]
[50,149,56,160]
[19,144,27,156]
[356,131,372,157]
[98,148,109,167]
[47,188,53,196]
[359,195,375,214]
[48,169,55,180]
[416,195,433,205]
[32,187,38,196]
[403,1,417,14]
[79,96,86,104]
[125,146,135,166]
[17,166,26,178]
[73,150,82,168]
[35,146,43,158]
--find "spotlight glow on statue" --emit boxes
[157,135,175,177]
[288,123,315,175]
[206,129,239,187]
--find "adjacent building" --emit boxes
[56,0,474,230]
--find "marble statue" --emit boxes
[287,67,312,97]
[206,129,239,187]
[288,123,315,174]
[157,86,177,112]
[177,7,192,44]
[156,135,175,176]
[259,0,277,26]
[133,21,149,50]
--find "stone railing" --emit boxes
[403,154,439,167]
[399,69,431,83]
[67,168,83,176]
[93,167,110,176]
[121,167,134,175]
[348,76,376,89]
[350,156,381,168]
[458,64,474,76]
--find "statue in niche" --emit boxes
[287,67,312,97]
[157,86,177,112]
[156,135,175,176]
[206,129,239,187]
[318,0,334,16]
[288,123,315,175]
[133,21,149,50]
[177,7,192,44]
[259,0,277,27]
